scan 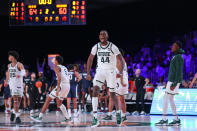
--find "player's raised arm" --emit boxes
[189,73,197,88]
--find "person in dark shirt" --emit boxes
[132,69,146,115]
[0,71,12,113]
[37,72,48,102]
[81,63,92,112]
[26,72,41,116]
[23,70,30,110]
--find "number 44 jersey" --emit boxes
[91,41,121,70]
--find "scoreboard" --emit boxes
[9,0,86,26]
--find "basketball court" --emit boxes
[0,112,196,131]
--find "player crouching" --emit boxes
[31,56,70,123]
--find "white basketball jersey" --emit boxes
[116,61,128,78]
[96,42,117,70]
[57,65,70,84]
[8,62,23,88]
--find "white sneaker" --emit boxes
[140,111,146,115]
[132,111,139,116]
[56,111,61,116]
[30,110,34,116]
[5,110,8,114]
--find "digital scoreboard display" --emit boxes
[150,89,197,115]
[9,0,86,26]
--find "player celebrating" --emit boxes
[31,56,70,122]
[5,51,26,124]
[87,30,124,127]
[155,41,184,126]
[116,49,128,123]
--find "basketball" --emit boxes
[35,81,42,88]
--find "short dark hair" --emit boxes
[119,48,125,56]
[175,40,182,48]
[55,56,64,65]
[8,50,19,60]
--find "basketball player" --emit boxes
[103,49,128,123]
[81,63,92,112]
[31,56,70,122]
[155,41,184,126]
[87,30,124,127]
[67,66,82,119]
[0,70,12,114]
[5,51,26,124]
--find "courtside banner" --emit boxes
[150,89,197,115]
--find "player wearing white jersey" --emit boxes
[31,56,70,122]
[5,51,25,124]
[103,49,128,123]
[87,30,124,127]
[116,49,128,123]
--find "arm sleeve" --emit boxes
[91,44,97,55]
[112,44,121,56]
[172,56,183,87]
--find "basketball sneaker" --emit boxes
[92,117,99,127]
[31,115,43,122]
[121,116,128,123]
[103,115,112,120]
[168,119,181,126]
[116,113,121,125]
[15,117,21,124]
[155,119,168,126]
[10,112,15,122]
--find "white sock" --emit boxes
[39,113,43,118]
[60,104,69,119]
[169,95,178,120]
[93,113,97,118]
[122,113,126,117]
[68,109,71,117]
[15,112,20,117]
[92,97,98,111]
[162,93,169,120]
[108,112,112,116]
[79,104,81,110]
[117,110,120,114]
[74,109,77,113]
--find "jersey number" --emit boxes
[101,57,110,63]
[10,73,16,78]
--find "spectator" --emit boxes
[26,72,42,116]
[37,72,48,102]
[23,70,31,111]
[37,58,46,73]
[98,84,109,112]
[132,69,146,115]
[189,73,197,88]
[144,78,154,100]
